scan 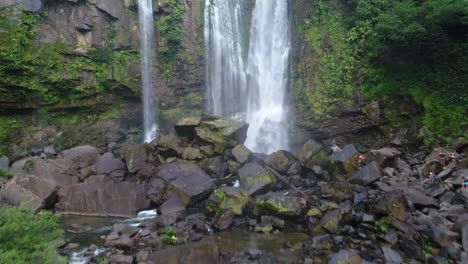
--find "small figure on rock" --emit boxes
[358,155,366,167]
[463,177,468,188]
[449,152,458,165]
[330,140,342,153]
[439,151,446,166]
[429,171,436,178]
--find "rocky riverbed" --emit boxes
[1,114,467,264]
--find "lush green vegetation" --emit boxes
[0,6,140,104]
[156,0,186,82]
[295,0,467,141]
[0,168,13,180]
[0,206,66,264]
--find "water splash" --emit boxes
[205,0,291,154]
[138,0,159,142]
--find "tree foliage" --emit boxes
[0,206,66,264]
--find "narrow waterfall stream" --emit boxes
[138,0,158,142]
[205,0,291,154]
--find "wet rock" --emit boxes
[156,134,189,158]
[0,156,9,169]
[403,188,439,208]
[66,224,92,234]
[168,164,213,206]
[367,148,402,168]
[261,215,285,229]
[238,162,276,196]
[298,139,329,169]
[321,182,354,199]
[329,144,359,176]
[206,186,249,215]
[264,150,297,173]
[212,208,235,230]
[121,144,155,178]
[319,200,340,211]
[142,212,181,228]
[112,224,139,237]
[247,248,263,260]
[159,194,186,215]
[349,161,382,185]
[200,156,226,179]
[195,115,249,146]
[147,178,166,205]
[147,239,219,264]
[306,208,322,217]
[375,191,408,221]
[328,249,362,264]
[254,223,273,233]
[231,144,253,164]
[311,234,334,251]
[381,247,403,264]
[174,116,201,139]
[61,145,100,169]
[254,192,303,216]
[95,153,125,175]
[109,254,133,264]
[313,209,341,235]
[182,147,204,160]
[56,181,150,217]
[105,234,134,249]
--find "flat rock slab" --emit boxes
[56,182,150,217]
[147,239,218,264]
[238,162,275,196]
[349,161,382,185]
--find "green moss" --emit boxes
[0,168,13,180]
[0,117,21,156]
[185,92,203,106]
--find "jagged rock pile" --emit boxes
[1,114,467,264]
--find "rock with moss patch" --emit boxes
[206,186,249,215]
[375,191,408,221]
[329,144,359,177]
[238,162,276,196]
[175,116,202,139]
[156,134,190,158]
[122,144,155,179]
[231,144,252,164]
[254,192,304,216]
[195,115,249,147]
[298,139,329,169]
[264,150,297,173]
[182,147,205,160]
[320,182,354,199]
[312,209,342,235]
[200,156,226,179]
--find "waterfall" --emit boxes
[138,0,158,142]
[205,0,291,154]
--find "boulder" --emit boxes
[349,161,382,185]
[321,182,353,199]
[156,162,203,182]
[95,153,126,175]
[156,134,189,158]
[212,208,235,230]
[159,194,186,215]
[261,215,285,229]
[417,160,443,178]
[298,139,329,169]
[254,192,303,216]
[147,239,219,264]
[206,186,249,215]
[375,191,408,221]
[56,182,150,217]
[328,250,361,264]
[182,147,204,160]
[329,144,359,176]
[238,162,276,196]
[367,148,402,168]
[403,188,439,208]
[61,145,100,169]
[195,115,249,147]
[31,159,79,187]
[231,144,252,164]
[167,164,213,206]
[112,224,140,237]
[312,209,341,235]
[109,254,133,264]
[381,247,403,264]
[0,156,9,169]
[147,178,166,205]
[105,234,134,249]
[264,150,297,173]
[122,144,155,178]
[174,116,202,139]
[1,180,44,212]
[200,156,226,179]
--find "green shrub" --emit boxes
[0,206,66,264]
[161,228,178,246]
[0,168,13,180]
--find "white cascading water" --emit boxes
[205,0,291,154]
[138,0,158,142]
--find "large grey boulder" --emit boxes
[156,134,189,158]
[329,144,359,177]
[238,162,276,196]
[61,145,100,169]
[159,194,186,215]
[174,116,201,139]
[1,179,44,212]
[231,144,252,164]
[122,144,155,179]
[168,165,214,206]
[195,115,249,147]
[349,161,382,185]
[56,182,150,217]
[367,148,402,168]
[381,247,403,264]
[200,156,226,179]
[375,191,408,221]
[264,150,297,173]
[31,159,79,188]
[95,153,126,175]
[403,188,439,208]
[297,139,329,169]
[312,209,341,236]
[254,192,303,216]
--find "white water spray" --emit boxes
[205,0,291,154]
[138,0,158,142]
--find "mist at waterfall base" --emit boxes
[138,0,158,143]
[205,0,291,154]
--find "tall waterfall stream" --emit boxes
[204,0,292,154]
[138,0,158,142]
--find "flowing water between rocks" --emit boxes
[61,211,309,264]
